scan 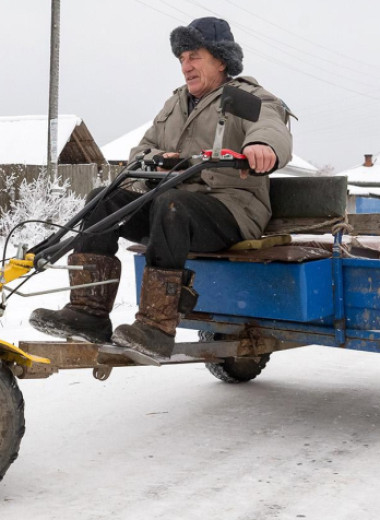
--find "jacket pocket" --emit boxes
[154,100,178,149]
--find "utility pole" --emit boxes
[47,0,60,182]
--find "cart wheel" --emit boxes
[0,362,25,481]
[199,331,270,384]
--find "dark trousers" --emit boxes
[74,187,243,269]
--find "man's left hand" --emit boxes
[156,152,180,172]
[240,144,277,179]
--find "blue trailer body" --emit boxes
[134,248,380,355]
[134,256,334,322]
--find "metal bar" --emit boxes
[211,116,227,159]
[332,231,346,346]
[2,279,119,297]
[182,313,380,354]
[28,159,142,256]
[172,340,240,358]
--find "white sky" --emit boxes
[1,0,380,172]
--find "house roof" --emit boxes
[0,115,106,166]
[276,155,318,176]
[101,121,152,163]
[101,121,318,175]
[336,154,380,186]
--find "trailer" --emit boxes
[2,86,380,481]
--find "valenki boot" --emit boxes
[112,266,198,358]
[29,253,121,343]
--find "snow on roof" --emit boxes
[101,121,318,175]
[276,154,318,176]
[336,154,380,185]
[348,185,380,197]
[0,115,82,165]
[101,121,152,161]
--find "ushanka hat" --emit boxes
[170,17,243,76]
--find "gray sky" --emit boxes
[1,0,380,171]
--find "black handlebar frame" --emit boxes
[31,157,253,269]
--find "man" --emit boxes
[30,17,293,359]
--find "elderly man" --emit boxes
[30,17,293,359]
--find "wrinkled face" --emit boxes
[179,48,227,98]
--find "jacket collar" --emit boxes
[175,82,227,125]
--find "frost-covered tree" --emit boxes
[0,167,85,247]
[316,164,335,176]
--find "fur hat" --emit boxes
[170,17,243,76]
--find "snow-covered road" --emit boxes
[1,245,380,519]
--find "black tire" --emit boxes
[205,355,270,383]
[199,330,270,384]
[0,362,25,481]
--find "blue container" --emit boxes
[355,197,380,214]
[134,256,334,323]
[344,258,380,330]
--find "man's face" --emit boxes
[179,48,226,98]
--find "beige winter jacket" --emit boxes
[129,76,293,239]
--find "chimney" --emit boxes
[363,154,373,167]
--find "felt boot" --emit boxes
[29,253,121,343]
[112,266,198,358]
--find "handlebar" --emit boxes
[30,150,266,268]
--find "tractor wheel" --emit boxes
[0,362,25,481]
[199,331,271,384]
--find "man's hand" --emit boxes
[240,144,277,179]
[156,152,180,172]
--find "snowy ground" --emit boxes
[2,241,380,519]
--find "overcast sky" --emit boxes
[1,0,380,171]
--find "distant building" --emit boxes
[101,122,152,165]
[0,115,107,166]
[336,154,380,213]
[273,154,318,177]
[101,120,318,176]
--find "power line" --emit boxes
[234,21,380,91]
[217,2,380,84]
[243,40,380,102]
[158,0,192,20]
[223,0,380,73]
[180,0,380,101]
[133,0,185,24]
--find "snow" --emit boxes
[101,121,153,162]
[275,154,318,177]
[336,154,380,185]
[0,115,82,165]
[348,186,380,197]
[2,242,380,518]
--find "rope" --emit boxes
[331,213,354,236]
[268,212,369,259]
[267,215,345,235]
[331,213,369,259]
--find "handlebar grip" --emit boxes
[234,159,250,170]
[232,159,269,176]
[152,155,190,170]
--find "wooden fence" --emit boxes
[0,163,123,211]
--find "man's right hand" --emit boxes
[240,144,277,178]
[156,152,180,172]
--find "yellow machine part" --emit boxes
[0,339,51,367]
[0,253,35,289]
[0,254,51,367]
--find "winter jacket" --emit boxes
[129,76,293,239]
